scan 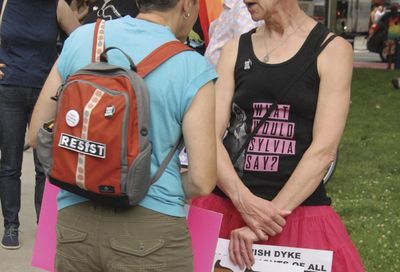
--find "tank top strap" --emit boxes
[306,23,332,54]
[234,28,257,77]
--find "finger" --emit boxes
[244,219,267,241]
[259,231,269,242]
[267,220,284,235]
[0,63,5,68]
[279,209,292,217]
[232,232,245,270]
[243,236,256,268]
[247,239,256,267]
[239,237,252,269]
[235,240,245,270]
[272,213,287,227]
[229,232,242,268]
[254,228,268,241]
[229,233,237,265]
[261,225,278,237]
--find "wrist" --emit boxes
[272,197,293,212]
[231,187,253,212]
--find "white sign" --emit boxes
[216,255,304,272]
[213,238,333,272]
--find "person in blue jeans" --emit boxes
[0,0,79,250]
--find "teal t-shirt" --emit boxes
[57,16,217,217]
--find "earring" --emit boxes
[183,12,190,20]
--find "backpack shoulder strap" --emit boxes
[92,19,106,63]
[137,41,193,78]
[136,41,191,183]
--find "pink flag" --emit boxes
[31,181,59,271]
[32,180,222,272]
[187,205,223,272]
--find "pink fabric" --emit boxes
[193,194,365,272]
[187,205,223,272]
[31,181,59,271]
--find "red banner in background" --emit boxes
[199,0,223,46]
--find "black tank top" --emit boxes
[216,23,332,206]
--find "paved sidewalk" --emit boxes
[0,148,43,272]
[353,35,388,69]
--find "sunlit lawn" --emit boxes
[326,68,400,272]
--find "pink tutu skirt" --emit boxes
[193,193,365,272]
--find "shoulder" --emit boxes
[171,48,215,73]
[220,36,241,59]
[219,30,254,64]
[317,34,353,81]
[318,34,353,68]
[58,24,95,76]
[223,36,240,49]
[142,45,216,89]
[324,35,353,56]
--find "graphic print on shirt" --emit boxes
[96,0,122,20]
[245,102,296,172]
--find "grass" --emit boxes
[326,68,400,272]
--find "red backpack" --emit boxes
[37,19,191,207]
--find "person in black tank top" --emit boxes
[192,0,364,271]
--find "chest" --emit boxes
[233,61,320,123]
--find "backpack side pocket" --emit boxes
[125,143,152,205]
[36,127,54,175]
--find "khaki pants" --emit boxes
[55,202,193,272]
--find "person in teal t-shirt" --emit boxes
[29,0,217,270]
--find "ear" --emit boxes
[181,0,193,15]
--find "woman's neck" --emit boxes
[136,12,175,31]
[137,13,166,25]
[263,5,305,36]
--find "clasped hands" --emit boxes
[230,192,291,270]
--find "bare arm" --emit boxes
[57,0,80,35]
[29,61,61,148]
[70,0,89,22]
[214,39,290,240]
[69,0,79,11]
[181,81,217,199]
[273,36,353,211]
[212,39,244,200]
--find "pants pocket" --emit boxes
[55,224,90,272]
[108,237,167,272]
